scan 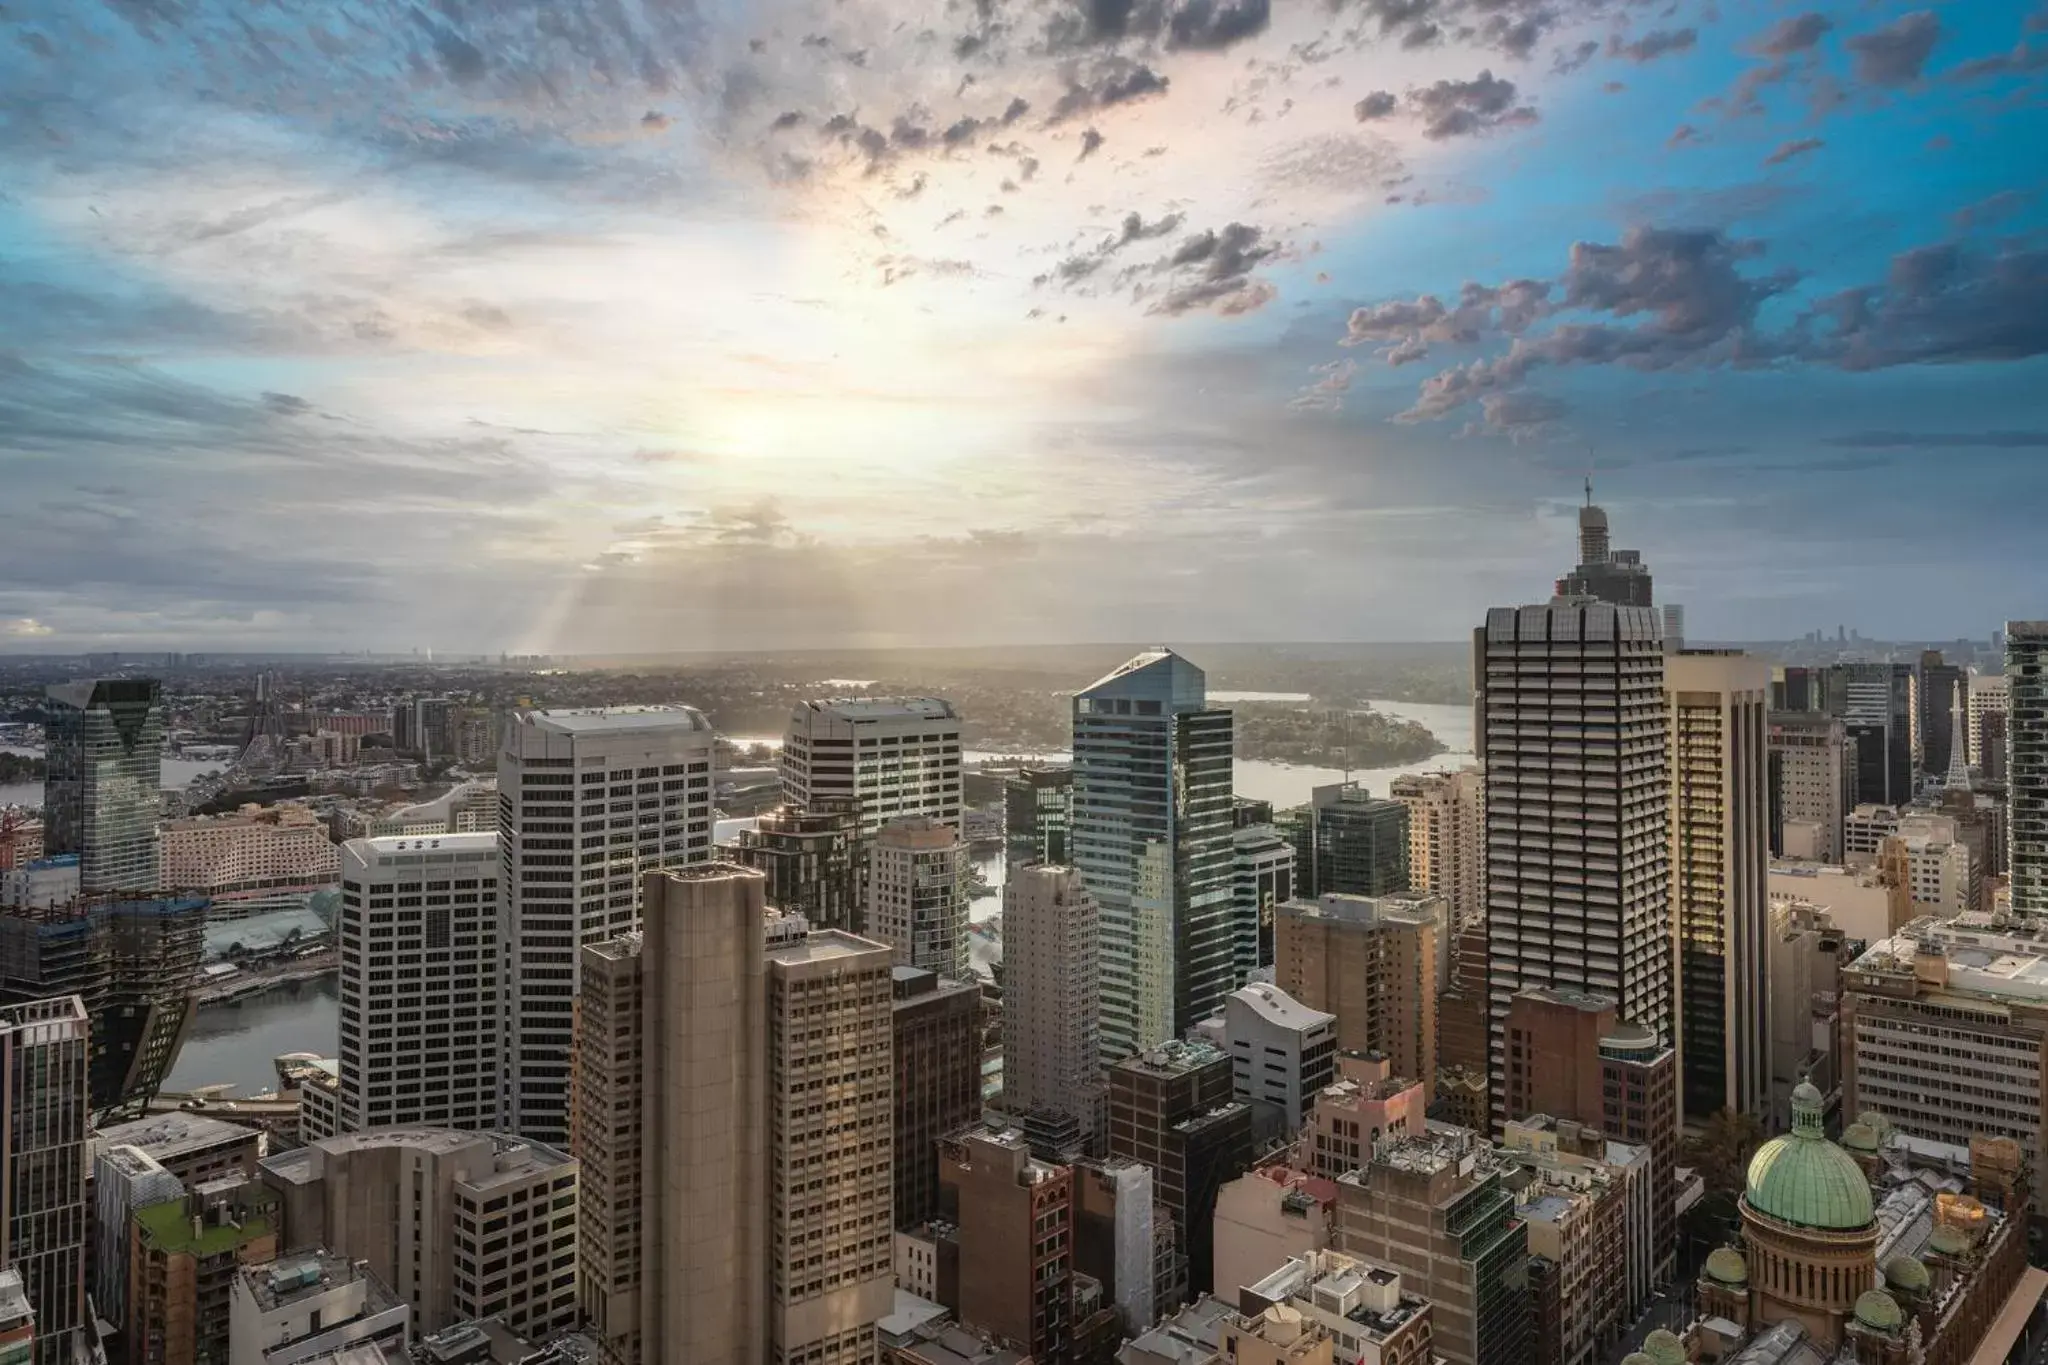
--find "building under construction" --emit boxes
[0,894,206,1123]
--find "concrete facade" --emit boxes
[1000,864,1106,1145]
[1273,893,1440,1099]
[781,698,963,835]
[866,818,968,981]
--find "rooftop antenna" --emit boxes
[1584,471,1594,507]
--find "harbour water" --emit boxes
[0,748,227,810]
[164,974,340,1098]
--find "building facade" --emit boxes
[1108,1039,1253,1300]
[2009,622,2048,916]
[722,799,863,932]
[1823,663,1916,808]
[866,817,968,980]
[1476,601,1671,1126]
[1389,768,1485,930]
[0,996,90,1365]
[1307,785,1410,899]
[572,930,645,1365]
[782,698,963,835]
[1273,893,1441,1097]
[1768,711,1855,863]
[1231,825,1296,977]
[893,966,984,1229]
[497,705,716,1146]
[337,832,500,1133]
[1209,984,1337,1134]
[1004,768,1073,867]
[1071,650,1235,1063]
[1665,650,1772,1123]
[160,805,339,920]
[937,1126,1076,1362]
[1968,672,2009,770]
[1000,863,1106,1149]
[42,679,164,893]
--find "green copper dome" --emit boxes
[1621,1355,1655,1365]
[1928,1225,1969,1256]
[1643,1330,1686,1365]
[1744,1082,1875,1231]
[1854,1289,1904,1332]
[1841,1122,1880,1153]
[1883,1254,1930,1294]
[1705,1247,1749,1285]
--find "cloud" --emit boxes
[1049,58,1172,121]
[1797,242,2048,370]
[1409,72,1537,140]
[1079,127,1106,160]
[1951,190,2030,231]
[1847,12,1941,87]
[1471,390,1566,440]
[1149,222,1282,316]
[1823,430,2048,449]
[1763,138,1825,167]
[1355,91,1399,120]
[1609,29,1697,64]
[260,391,314,416]
[1290,359,1357,411]
[1165,0,1272,51]
[1752,13,1834,56]
[2,619,54,638]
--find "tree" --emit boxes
[1685,1107,1767,1197]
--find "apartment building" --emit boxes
[160,804,340,919]
[1273,893,1441,1098]
[782,698,963,835]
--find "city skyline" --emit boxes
[2,1,2045,653]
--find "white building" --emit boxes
[781,698,962,835]
[865,817,968,980]
[498,705,715,1146]
[227,1251,411,1365]
[1210,983,1336,1133]
[1883,816,1977,918]
[0,854,80,910]
[337,833,500,1133]
[1000,864,1105,1139]
[161,805,340,920]
[1844,803,1903,863]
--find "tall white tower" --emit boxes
[498,706,716,1146]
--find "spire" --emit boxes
[1585,473,1593,507]
[1946,682,1971,791]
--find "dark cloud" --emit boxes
[1609,28,1696,64]
[1847,12,1940,87]
[1477,11,1552,61]
[1947,38,2048,82]
[1951,190,2030,231]
[1342,279,1550,364]
[640,110,670,130]
[1752,12,1833,56]
[1034,209,1187,286]
[1079,127,1105,159]
[1409,71,1537,140]
[260,392,313,417]
[411,11,487,85]
[1797,242,2048,370]
[1553,40,1598,75]
[1050,57,1171,121]
[1762,137,1824,167]
[770,110,806,131]
[1165,0,1271,51]
[1824,430,2048,449]
[1150,222,1281,316]
[1044,0,1167,50]
[1354,91,1398,120]
[1002,96,1032,124]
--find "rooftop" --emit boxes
[268,1129,573,1193]
[1228,983,1335,1033]
[0,1269,29,1330]
[96,1112,259,1164]
[514,705,713,734]
[341,830,497,866]
[766,927,892,966]
[1853,914,2048,1000]
[1276,892,1441,930]
[135,1199,271,1256]
[240,1249,393,1313]
[1117,1037,1227,1077]
[796,696,959,722]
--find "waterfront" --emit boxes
[164,973,339,1098]
[0,747,226,810]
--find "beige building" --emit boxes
[1273,893,1440,1098]
[1768,712,1855,864]
[160,804,339,919]
[999,864,1105,1145]
[258,1127,578,1340]
[766,927,897,1364]
[1239,1249,1435,1365]
[1301,1053,1426,1183]
[1766,899,1847,1131]
[1766,860,1908,943]
[1388,767,1484,930]
[1210,1164,1337,1309]
[866,817,968,980]
[1875,813,1977,918]
[1968,671,2009,768]
[1842,913,2048,1197]
[1666,650,1772,1124]
[573,931,648,1365]
[1218,1305,1336,1365]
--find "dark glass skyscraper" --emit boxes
[1070,649,1234,1062]
[41,679,164,893]
[1308,783,1411,896]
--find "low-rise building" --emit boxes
[1201,983,1336,1135]
[160,805,339,920]
[1238,1249,1434,1365]
[227,1250,410,1365]
[129,1178,282,1365]
[1767,858,1911,943]
[1210,1165,1338,1312]
[96,1112,265,1190]
[1300,1053,1426,1183]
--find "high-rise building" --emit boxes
[866,817,968,980]
[1004,768,1073,867]
[1071,649,1235,1062]
[1500,988,1676,1285]
[1823,663,1915,807]
[1071,1157,1161,1336]
[765,927,896,1364]
[1477,601,1671,1121]
[1334,1125,1530,1365]
[92,1144,183,1335]
[0,996,90,1365]
[2009,623,2048,916]
[337,832,500,1133]
[1918,650,1967,777]
[1552,486,1653,607]
[781,698,963,835]
[892,966,984,1229]
[1767,711,1855,862]
[259,1127,578,1341]
[1001,863,1106,1147]
[722,798,863,931]
[572,928,645,1365]
[160,805,340,920]
[1272,893,1440,1096]
[1968,672,2010,769]
[126,1178,281,1365]
[1230,824,1295,976]
[1307,784,1410,898]
[1666,650,1771,1123]
[1108,1039,1252,1300]
[1206,983,1336,1132]
[42,679,164,893]
[1389,767,1486,928]
[936,1126,1077,1362]
[498,705,716,1145]
[0,894,205,1123]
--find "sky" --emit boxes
[1,0,2044,653]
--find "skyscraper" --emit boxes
[1001,864,1106,1144]
[1273,892,1441,1095]
[1918,650,1966,777]
[1477,601,1671,1121]
[1552,485,1654,607]
[1071,649,1235,1062]
[2008,622,2048,916]
[781,698,963,835]
[1389,767,1486,929]
[865,816,968,980]
[498,705,715,1146]
[337,833,500,1133]
[891,966,983,1229]
[1666,650,1771,1122]
[42,679,163,893]
[1823,663,1914,806]
[1768,711,1855,862]
[1307,783,1411,897]
[1968,673,2010,770]
[722,798,863,931]
[0,995,90,1365]
[1004,767,1073,867]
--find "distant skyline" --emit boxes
[2,0,2044,652]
